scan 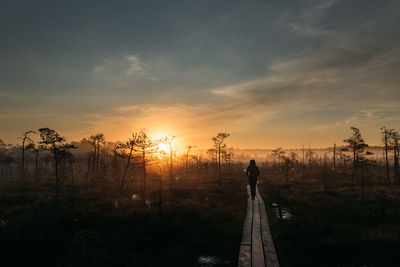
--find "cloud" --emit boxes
[125,55,143,75]
[92,65,106,74]
[288,0,337,37]
[204,0,400,141]
[91,54,159,83]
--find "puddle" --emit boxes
[272,203,293,221]
[197,256,219,266]
[131,193,141,200]
[113,201,119,209]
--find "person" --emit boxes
[246,159,259,200]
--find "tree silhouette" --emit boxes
[25,142,45,181]
[381,127,393,184]
[88,133,105,186]
[134,129,164,200]
[38,128,76,202]
[272,147,285,164]
[19,130,35,183]
[211,133,230,185]
[343,127,368,176]
[339,147,351,168]
[165,135,176,192]
[281,156,294,185]
[185,145,195,176]
[333,143,337,169]
[116,133,140,191]
[388,130,399,183]
[223,149,235,168]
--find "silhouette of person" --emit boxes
[246,159,259,200]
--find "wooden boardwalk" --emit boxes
[238,185,279,267]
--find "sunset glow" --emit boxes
[0,1,399,149]
[157,143,170,154]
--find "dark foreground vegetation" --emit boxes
[1,126,400,266]
[260,164,400,267]
[0,169,247,267]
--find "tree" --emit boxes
[185,145,194,176]
[88,133,105,184]
[134,129,164,200]
[280,154,296,185]
[38,128,76,202]
[271,147,285,164]
[343,127,368,176]
[211,133,230,185]
[388,130,400,183]
[19,130,35,182]
[25,142,45,181]
[381,127,393,185]
[223,149,235,168]
[116,133,140,191]
[357,153,374,201]
[165,135,176,191]
[333,143,336,169]
[339,147,351,168]
[207,148,216,164]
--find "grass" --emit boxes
[259,165,400,267]
[0,168,247,267]
[2,163,400,266]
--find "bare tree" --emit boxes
[20,130,35,182]
[38,128,76,202]
[211,133,230,185]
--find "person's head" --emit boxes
[249,159,256,166]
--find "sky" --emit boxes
[1,0,399,149]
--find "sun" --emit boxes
[158,142,170,154]
[149,128,182,155]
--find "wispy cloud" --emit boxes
[1,1,400,147]
[125,55,143,75]
[91,54,159,82]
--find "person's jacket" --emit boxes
[246,165,259,178]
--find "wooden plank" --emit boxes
[239,185,279,267]
[239,185,253,266]
[256,187,280,267]
[241,197,253,245]
[238,244,251,267]
[251,196,266,267]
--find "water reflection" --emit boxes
[272,203,292,221]
[131,193,140,200]
[197,256,218,266]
